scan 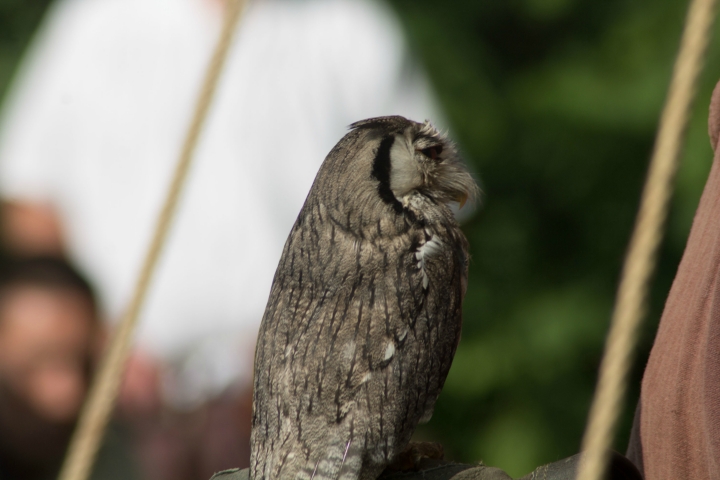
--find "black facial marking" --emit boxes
[371,135,403,214]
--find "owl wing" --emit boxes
[251,222,466,480]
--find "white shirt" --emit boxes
[0,0,442,405]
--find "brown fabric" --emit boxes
[627,79,720,479]
[709,83,720,151]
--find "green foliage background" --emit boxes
[386,0,720,477]
[1,0,719,478]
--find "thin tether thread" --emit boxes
[577,0,717,479]
[57,2,245,480]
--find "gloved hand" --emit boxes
[209,450,642,480]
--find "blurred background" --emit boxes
[0,0,719,479]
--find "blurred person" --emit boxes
[0,0,445,478]
[0,257,138,480]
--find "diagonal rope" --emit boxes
[577,0,717,479]
[57,2,245,480]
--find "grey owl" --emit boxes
[250,116,478,480]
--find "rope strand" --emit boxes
[577,1,717,479]
[57,2,245,480]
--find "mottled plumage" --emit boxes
[250,116,478,480]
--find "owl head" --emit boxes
[349,116,479,214]
[305,116,479,234]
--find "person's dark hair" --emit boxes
[0,256,97,321]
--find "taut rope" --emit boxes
[577,0,717,479]
[57,2,245,479]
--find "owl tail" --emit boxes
[297,409,384,480]
[302,438,363,480]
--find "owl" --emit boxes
[250,116,478,480]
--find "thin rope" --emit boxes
[57,2,245,480]
[577,0,717,479]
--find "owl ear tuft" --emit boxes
[349,116,412,133]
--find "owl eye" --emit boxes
[420,145,443,161]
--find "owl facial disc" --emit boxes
[386,121,478,209]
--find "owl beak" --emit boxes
[456,192,468,209]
